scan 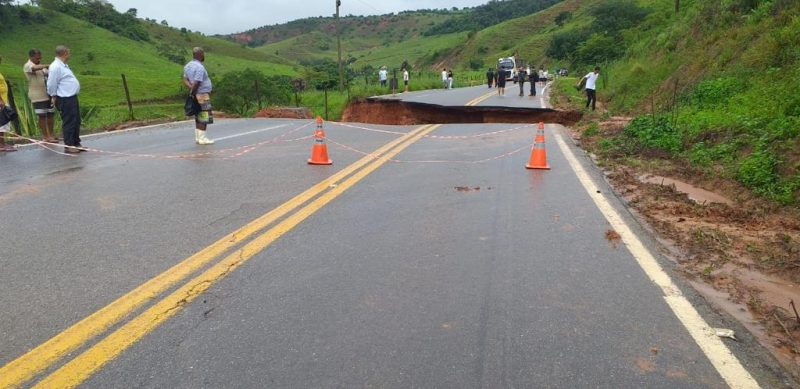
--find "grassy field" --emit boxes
[0,7,298,136]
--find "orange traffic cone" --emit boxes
[534,124,546,144]
[308,116,333,165]
[526,125,550,170]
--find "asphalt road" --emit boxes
[370,82,551,109]
[0,98,791,387]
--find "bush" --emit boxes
[214,69,293,116]
[577,33,623,64]
[623,115,682,155]
[37,0,150,41]
[684,77,744,108]
[547,29,588,61]
[468,59,483,70]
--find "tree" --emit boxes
[546,29,588,61]
[590,0,650,37]
[36,0,150,41]
[554,11,571,26]
[214,69,292,116]
[576,33,622,64]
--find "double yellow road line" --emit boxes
[0,123,440,388]
[465,89,496,106]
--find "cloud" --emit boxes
[105,0,487,35]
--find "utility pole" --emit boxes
[336,0,344,92]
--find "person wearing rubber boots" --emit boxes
[183,47,214,145]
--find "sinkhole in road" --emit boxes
[341,98,583,126]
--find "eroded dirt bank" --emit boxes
[342,98,582,126]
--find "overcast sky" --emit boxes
[102,0,489,35]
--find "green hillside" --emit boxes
[504,0,799,205]
[0,5,296,128]
[450,0,585,70]
[233,11,458,48]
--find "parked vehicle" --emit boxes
[497,57,516,81]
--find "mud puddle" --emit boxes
[638,174,734,205]
[342,98,582,126]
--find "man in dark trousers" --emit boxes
[517,67,527,96]
[47,45,83,153]
[579,66,600,111]
[529,67,539,96]
[486,68,494,88]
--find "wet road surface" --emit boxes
[0,115,789,387]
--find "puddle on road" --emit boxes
[638,175,733,206]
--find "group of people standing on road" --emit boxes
[486,66,548,97]
[0,46,83,153]
[0,45,216,153]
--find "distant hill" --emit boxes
[229,10,457,48]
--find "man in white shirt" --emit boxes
[402,68,409,92]
[378,66,388,87]
[47,45,83,153]
[441,68,448,89]
[24,48,56,143]
[579,66,600,111]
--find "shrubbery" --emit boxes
[213,69,293,116]
[36,0,150,41]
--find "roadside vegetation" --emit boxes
[544,0,800,206]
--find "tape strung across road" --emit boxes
[551,128,760,389]
[0,124,439,389]
[327,136,532,165]
[8,122,314,161]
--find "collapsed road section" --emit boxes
[342,98,583,126]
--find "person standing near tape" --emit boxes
[402,67,409,92]
[578,66,600,111]
[24,48,57,143]
[47,45,83,154]
[0,64,17,152]
[183,47,214,145]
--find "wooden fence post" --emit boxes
[121,74,134,120]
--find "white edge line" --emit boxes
[212,124,289,142]
[540,82,550,108]
[551,128,760,389]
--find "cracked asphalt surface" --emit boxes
[0,112,791,387]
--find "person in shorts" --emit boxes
[183,47,214,145]
[24,48,57,143]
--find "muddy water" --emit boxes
[722,263,800,310]
[638,174,733,205]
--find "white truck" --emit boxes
[497,57,517,82]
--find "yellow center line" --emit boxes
[465,90,496,106]
[0,123,434,388]
[33,124,441,388]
